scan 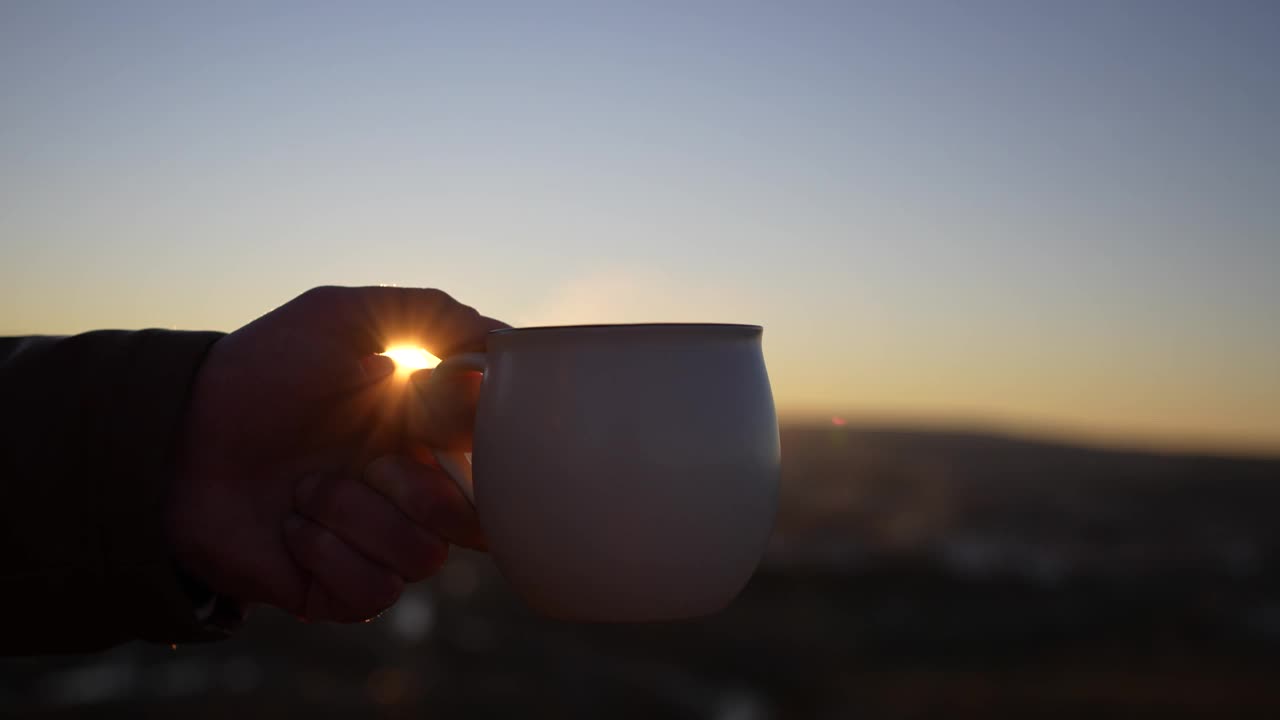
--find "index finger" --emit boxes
[304,286,509,357]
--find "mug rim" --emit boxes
[490,322,762,336]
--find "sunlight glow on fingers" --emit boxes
[380,346,440,377]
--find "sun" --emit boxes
[380,345,440,377]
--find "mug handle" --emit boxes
[415,351,488,504]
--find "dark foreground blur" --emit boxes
[5,424,1280,719]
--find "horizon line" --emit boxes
[777,410,1280,462]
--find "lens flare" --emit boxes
[380,346,440,377]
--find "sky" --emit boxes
[2,1,1278,454]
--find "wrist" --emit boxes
[167,335,237,612]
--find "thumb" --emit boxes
[407,367,482,450]
[359,353,397,381]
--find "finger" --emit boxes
[298,286,509,358]
[407,367,483,451]
[306,350,428,465]
[365,454,487,551]
[293,379,407,470]
[297,579,344,624]
[294,473,449,582]
[284,513,405,623]
[359,353,397,382]
[340,368,414,461]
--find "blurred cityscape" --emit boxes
[4,423,1280,718]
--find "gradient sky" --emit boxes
[3,1,1278,454]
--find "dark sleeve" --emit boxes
[0,329,228,655]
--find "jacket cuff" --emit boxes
[94,329,234,644]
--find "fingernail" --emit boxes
[295,475,321,506]
[360,354,396,379]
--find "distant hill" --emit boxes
[772,423,1280,580]
[4,422,1279,719]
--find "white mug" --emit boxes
[419,323,779,622]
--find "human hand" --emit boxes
[166,286,505,622]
